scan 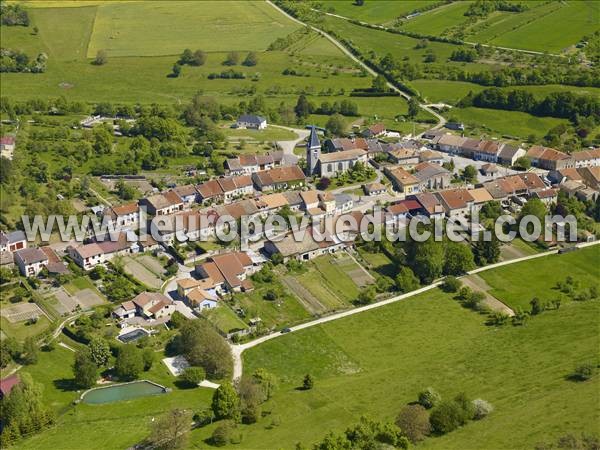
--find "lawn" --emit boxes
[400,1,473,36]
[479,246,600,311]
[449,106,568,140]
[222,125,299,142]
[191,289,600,448]
[0,315,51,342]
[63,276,98,295]
[357,248,396,278]
[319,0,440,24]
[203,305,248,334]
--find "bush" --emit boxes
[429,400,465,434]
[441,276,462,293]
[211,421,236,447]
[180,366,206,387]
[418,387,441,409]
[572,363,595,381]
[395,404,431,443]
[472,399,493,420]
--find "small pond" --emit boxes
[117,328,149,343]
[81,380,167,404]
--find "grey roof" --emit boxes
[498,144,520,159]
[335,193,353,207]
[308,126,320,149]
[0,230,26,245]
[282,191,303,206]
[414,164,450,182]
[15,247,48,265]
[238,114,266,124]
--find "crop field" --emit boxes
[319,0,440,24]
[186,249,600,449]
[400,0,473,35]
[87,1,299,57]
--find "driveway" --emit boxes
[271,125,309,156]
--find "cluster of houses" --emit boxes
[1,230,69,277]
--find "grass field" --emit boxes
[450,106,568,140]
[185,249,600,448]
[479,246,600,311]
[401,1,473,35]
[0,315,51,342]
[357,248,396,278]
[203,305,248,334]
[319,0,440,24]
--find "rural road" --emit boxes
[266,0,447,130]
[270,124,310,156]
[231,240,600,380]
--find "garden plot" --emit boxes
[73,288,105,309]
[1,302,46,323]
[333,253,374,287]
[122,256,162,289]
[51,288,79,315]
[137,255,165,276]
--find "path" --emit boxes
[271,125,310,156]
[461,274,514,317]
[266,0,446,130]
[231,240,600,380]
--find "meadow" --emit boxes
[186,247,600,449]
[319,0,440,24]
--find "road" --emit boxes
[270,125,310,156]
[266,0,447,130]
[231,240,600,380]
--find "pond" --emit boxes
[81,380,167,404]
[117,328,149,343]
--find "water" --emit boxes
[117,329,149,343]
[81,381,166,404]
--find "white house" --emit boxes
[318,149,368,177]
[14,248,48,277]
[0,230,27,253]
[236,114,267,130]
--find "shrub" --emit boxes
[429,400,464,434]
[441,276,462,293]
[211,420,234,447]
[180,366,206,387]
[395,404,431,443]
[418,387,441,409]
[572,363,595,381]
[302,374,314,390]
[472,399,493,420]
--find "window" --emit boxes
[328,164,333,172]
[338,162,343,171]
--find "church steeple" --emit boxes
[306,126,321,176]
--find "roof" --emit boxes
[387,199,421,216]
[413,192,444,215]
[414,162,450,181]
[572,148,600,161]
[71,243,104,259]
[535,188,558,199]
[319,191,335,202]
[477,140,500,155]
[461,138,482,153]
[556,168,583,181]
[328,137,368,151]
[526,145,571,161]
[0,230,26,245]
[187,287,217,304]
[268,227,339,257]
[300,190,319,206]
[0,375,19,396]
[335,193,353,206]
[253,166,305,186]
[437,134,467,147]
[319,149,366,164]
[132,292,171,309]
[498,144,521,160]
[363,182,386,194]
[387,167,419,186]
[256,193,288,210]
[173,184,198,198]
[368,123,386,134]
[282,191,303,206]
[0,136,15,145]
[308,126,320,149]
[498,175,528,194]
[517,173,546,190]
[389,148,418,160]
[436,189,474,210]
[238,114,266,124]
[197,252,252,289]
[468,187,494,203]
[419,149,444,161]
[14,247,48,265]
[111,202,139,216]
[144,191,183,210]
[197,179,223,199]
[481,163,499,173]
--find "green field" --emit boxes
[319,0,440,24]
[401,1,473,35]
[450,106,568,139]
[203,305,248,334]
[185,248,600,449]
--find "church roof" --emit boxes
[308,126,320,149]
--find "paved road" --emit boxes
[271,125,310,156]
[231,240,600,380]
[266,1,447,130]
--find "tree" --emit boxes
[317,177,331,190]
[410,240,444,284]
[325,113,345,136]
[224,51,240,66]
[418,387,441,409]
[429,400,465,434]
[441,276,462,293]
[519,198,547,233]
[395,266,420,293]
[513,156,531,170]
[572,363,595,381]
[211,383,241,421]
[180,366,205,387]
[238,377,262,424]
[142,347,155,371]
[115,345,144,381]
[243,52,258,66]
[252,368,277,401]
[372,75,387,92]
[22,337,38,365]
[93,125,113,154]
[88,337,111,367]
[529,297,544,315]
[192,49,206,66]
[355,286,376,305]
[93,49,108,65]
[444,242,475,275]
[172,63,182,77]
[147,409,191,450]
[407,98,419,119]
[462,165,478,183]
[176,320,232,378]
[396,404,431,443]
[480,200,503,221]
[179,48,193,64]
[473,234,501,265]
[211,420,235,447]
[472,399,493,420]
[73,349,97,389]
[302,374,314,390]
[294,94,311,119]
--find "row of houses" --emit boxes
[225,151,297,175]
[384,162,452,195]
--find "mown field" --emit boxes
[186,247,600,449]
[319,0,440,24]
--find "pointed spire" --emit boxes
[308,126,320,149]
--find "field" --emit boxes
[186,248,600,448]
[203,305,248,335]
[87,1,299,57]
[319,0,440,24]
[401,1,473,36]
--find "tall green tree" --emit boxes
[115,345,143,381]
[444,242,475,275]
[294,94,311,119]
[211,383,241,421]
[73,349,97,389]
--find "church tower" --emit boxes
[306,126,321,176]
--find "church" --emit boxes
[306,126,368,178]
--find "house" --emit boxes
[173,185,199,206]
[497,144,526,166]
[252,166,305,191]
[572,148,600,168]
[196,175,253,204]
[226,152,287,175]
[418,149,444,165]
[363,182,387,196]
[421,129,446,141]
[196,251,255,293]
[335,193,354,213]
[324,137,369,152]
[436,189,475,218]
[40,246,69,275]
[526,145,574,170]
[532,188,558,205]
[411,193,445,219]
[362,123,386,138]
[435,134,467,155]
[318,149,368,177]
[299,190,336,218]
[14,247,49,276]
[385,167,420,196]
[282,191,304,211]
[0,374,19,399]
[187,287,219,310]
[140,191,184,215]
[517,173,546,193]
[473,140,501,162]
[176,278,219,310]
[113,292,175,320]
[0,136,15,153]
[467,187,494,212]
[575,188,599,202]
[264,227,346,263]
[413,162,451,191]
[548,168,584,185]
[157,210,219,244]
[459,138,483,159]
[480,163,499,176]
[386,199,422,223]
[105,202,140,228]
[236,114,267,130]
[67,233,136,270]
[558,180,585,198]
[578,166,600,190]
[255,193,289,217]
[0,230,27,253]
[388,148,420,168]
[445,122,465,131]
[214,199,260,222]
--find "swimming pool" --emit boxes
[117,328,149,343]
[81,380,167,404]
